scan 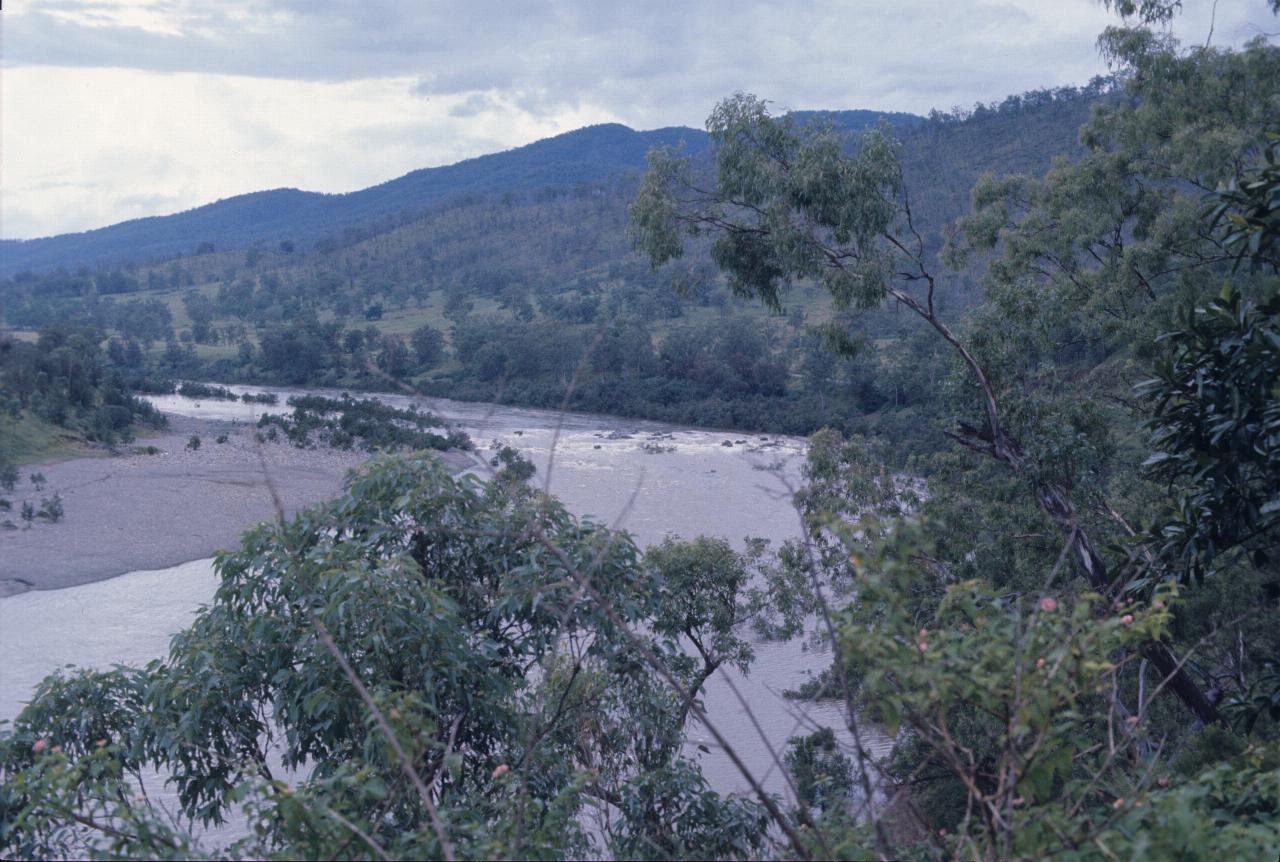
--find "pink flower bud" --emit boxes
[1035,658,1046,670]
[1112,797,1125,809]
[32,738,49,754]
[491,764,510,780]
[918,642,929,653]
[1153,601,1165,610]
[1121,614,1134,625]
[1039,597,1058,613]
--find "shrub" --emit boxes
[36,495,63,523]
[0,460,17,493]
[177,382,238,401]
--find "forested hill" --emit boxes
[0,110,921,276]
[0,83,1109,439]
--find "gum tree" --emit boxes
[0,457,780,860]
[629,92,1222,724]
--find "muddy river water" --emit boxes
[0,385,888,824]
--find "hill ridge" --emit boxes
[0,111,921,276]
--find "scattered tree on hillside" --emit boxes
[411,324,446,370]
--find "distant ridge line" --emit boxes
[0,111,920,276]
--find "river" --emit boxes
[0,385,889,828]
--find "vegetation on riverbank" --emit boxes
[256,394,471,452]
[176,381,238,400]
[0,412,93,466]
[0,326,167,468]
[624,6,1280,854]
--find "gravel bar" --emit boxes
[0,415,475,596]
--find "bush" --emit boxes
[177,382,238,401]
[36,495,63,523]
[0,456,772,860]
[257,395,470,453]
[0,460,17,493]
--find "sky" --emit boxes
[2,0,1276,240]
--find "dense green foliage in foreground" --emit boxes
[0,456,782,859]
[3,7,1280,861]
[624,5,1280,854]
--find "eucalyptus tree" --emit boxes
[629,5,1280,851]
[0,457,787,860]
[629,90,1222,723]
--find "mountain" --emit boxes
[0,111,922,276]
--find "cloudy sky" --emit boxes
[2,0,1275,240]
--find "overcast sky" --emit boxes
[2,0,1275,240]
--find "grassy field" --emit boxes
[147,283,220,330]
[368,295,501,341]
[188,343,245,363]
[146,285,502,349]
[0,412,97,466]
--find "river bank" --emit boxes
[0,414,474,596]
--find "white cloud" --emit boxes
[1,67,622,238]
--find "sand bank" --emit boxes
[0,415,474,596]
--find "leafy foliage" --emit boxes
[256,394,471,453]
[626,7,1280,858]
[1139,286,1280,579]
[176,380,238,400]
[0,457,780,859]
[1208,130,1280,269]
[0,324,167,457]
[4,8,1279,861]
[784,728,853,814]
